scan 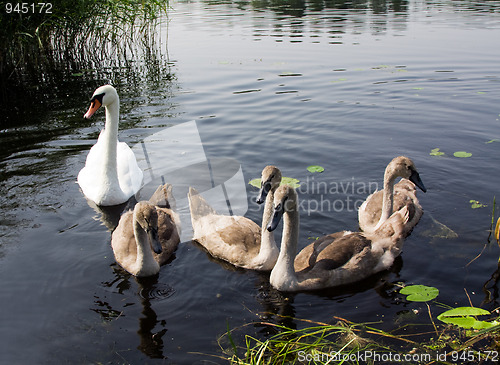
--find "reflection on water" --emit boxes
[93,267,174,359]
[1,0,500,362]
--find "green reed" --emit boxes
[220,317,424,365]
[221,296,500,365]
[0,0,169,103]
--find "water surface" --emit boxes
[1,0,500,363]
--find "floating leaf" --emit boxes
[413,87,424,90]
[71,72,84,77]
[307,165,324,173]
[248,178,261,188]
[470,200,487,209]
[281,177,300,188]
[248,177,301,189]
[485,139,499,144]
[430,148,445,156]
[453,151,472,158]
[400,285,439,302]
[437,307,491,329]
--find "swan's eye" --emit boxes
[90,92,105,104]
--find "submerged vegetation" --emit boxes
[0,0,169,107]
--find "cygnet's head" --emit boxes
[134,202,162,254]
[387,156,426,193]
[257,165,282,204]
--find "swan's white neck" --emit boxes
[133,219,159,276]
[101,102,120,187]
[270,207,300,291]
[254,190,279,269]
[376,169,396,230]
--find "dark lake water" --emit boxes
[1,0,500,363]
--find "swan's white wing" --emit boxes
[77,133,107,203]
[117,141,143,197]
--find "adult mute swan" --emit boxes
[358,156,426,235]
[267,185,409,292]
[187,166,282,271]
[111,184,180,277]
[78,85,143,206]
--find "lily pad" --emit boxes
[437,307,494,329]
[248,177,301,189]
[281,177,301,188]
[470,200,487,209]
[307,165,324,173]
[248,178,261,188]
[430,148,445,156]
[400,285,439,302]
[453,151,472,158]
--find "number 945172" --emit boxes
[5,3,53,14]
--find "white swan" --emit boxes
[268,185,409,292]
[187,165,282,271]
[358,156,426,235]
[111,184,180,277]
[78,85,143,206]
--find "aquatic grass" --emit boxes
[223,284,500,364]
[1,0,169,105]
[221,316,424,365]
[223,316,500,365]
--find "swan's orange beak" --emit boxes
[84,98,102,119]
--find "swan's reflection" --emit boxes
[136,275,173,359]
[482,260,500,306]
[85,197,134,231]
[93,265,173,359]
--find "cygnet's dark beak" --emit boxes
[267,203,284,232]
[409,169,426,193]
[257,181,271,204]
[149,227,162,254]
